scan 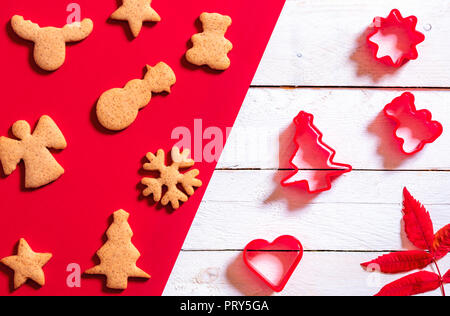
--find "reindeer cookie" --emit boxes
[96,62,176,131]
[186,13,233,70]
[0,115,67,189]
[11,15,94,71]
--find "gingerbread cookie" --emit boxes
[186,12,233,70]
[11,15,94,71]
[96,62,176,131]
[141,147,202,209]
[0,115,67,189]
[85,209,150,290]
[111,0,161,37]
[0,238,52,290]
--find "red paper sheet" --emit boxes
[0,0,285,295]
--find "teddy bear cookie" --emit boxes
[96,62,176,131]
[85,209,150,290]
[11,15,94,71]
[141,147,202,209]
[111,0,161,37]
[0,238,52,290]
[0,115,67,189]
[186,12,233,70]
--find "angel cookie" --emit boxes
[186,13,233,70]
[0,115,67,188]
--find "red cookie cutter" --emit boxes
[243,235,303,292]
[383,92,443,155]
[367,9,425,67]
[281,111,352,193]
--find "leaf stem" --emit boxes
[433,259,446,297]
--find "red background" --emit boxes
[0,0,285,295]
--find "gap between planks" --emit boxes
[215,168,450,172]
[249,85,450,90]
[180,249,408,253]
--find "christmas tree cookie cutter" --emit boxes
[383,92,443,155]
[243,235,303,292]
[367,9,425,67]
[281,111,352,193]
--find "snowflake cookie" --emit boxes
[140,147,202,209]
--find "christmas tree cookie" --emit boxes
[85,210,150,290]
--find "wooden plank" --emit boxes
[183,170,450,250]
[217,88,450,170]
[164,251,450,296]
[253,0,450,87]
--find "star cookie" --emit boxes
[0,238,52,289]
[111,0,161,37]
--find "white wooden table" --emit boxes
[164,0,450,296]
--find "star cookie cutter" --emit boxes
[367,9,425,67]
[281,111,352,193]
[383,92,443,155]
[243,235,303,292]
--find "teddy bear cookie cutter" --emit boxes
[186,12,233,70]
[96,62,176,131]
[383,92,443,155]
[11,15,94,71]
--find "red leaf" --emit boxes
[361,251,433,273]
[402,188,434,250]
[375,271,441,296]
[443,270,450,284]
[432,224,450,260]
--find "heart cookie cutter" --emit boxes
[243,235,303,292]
[281,111,352,193]
[383,92,443,155]
[367,9,425,67]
